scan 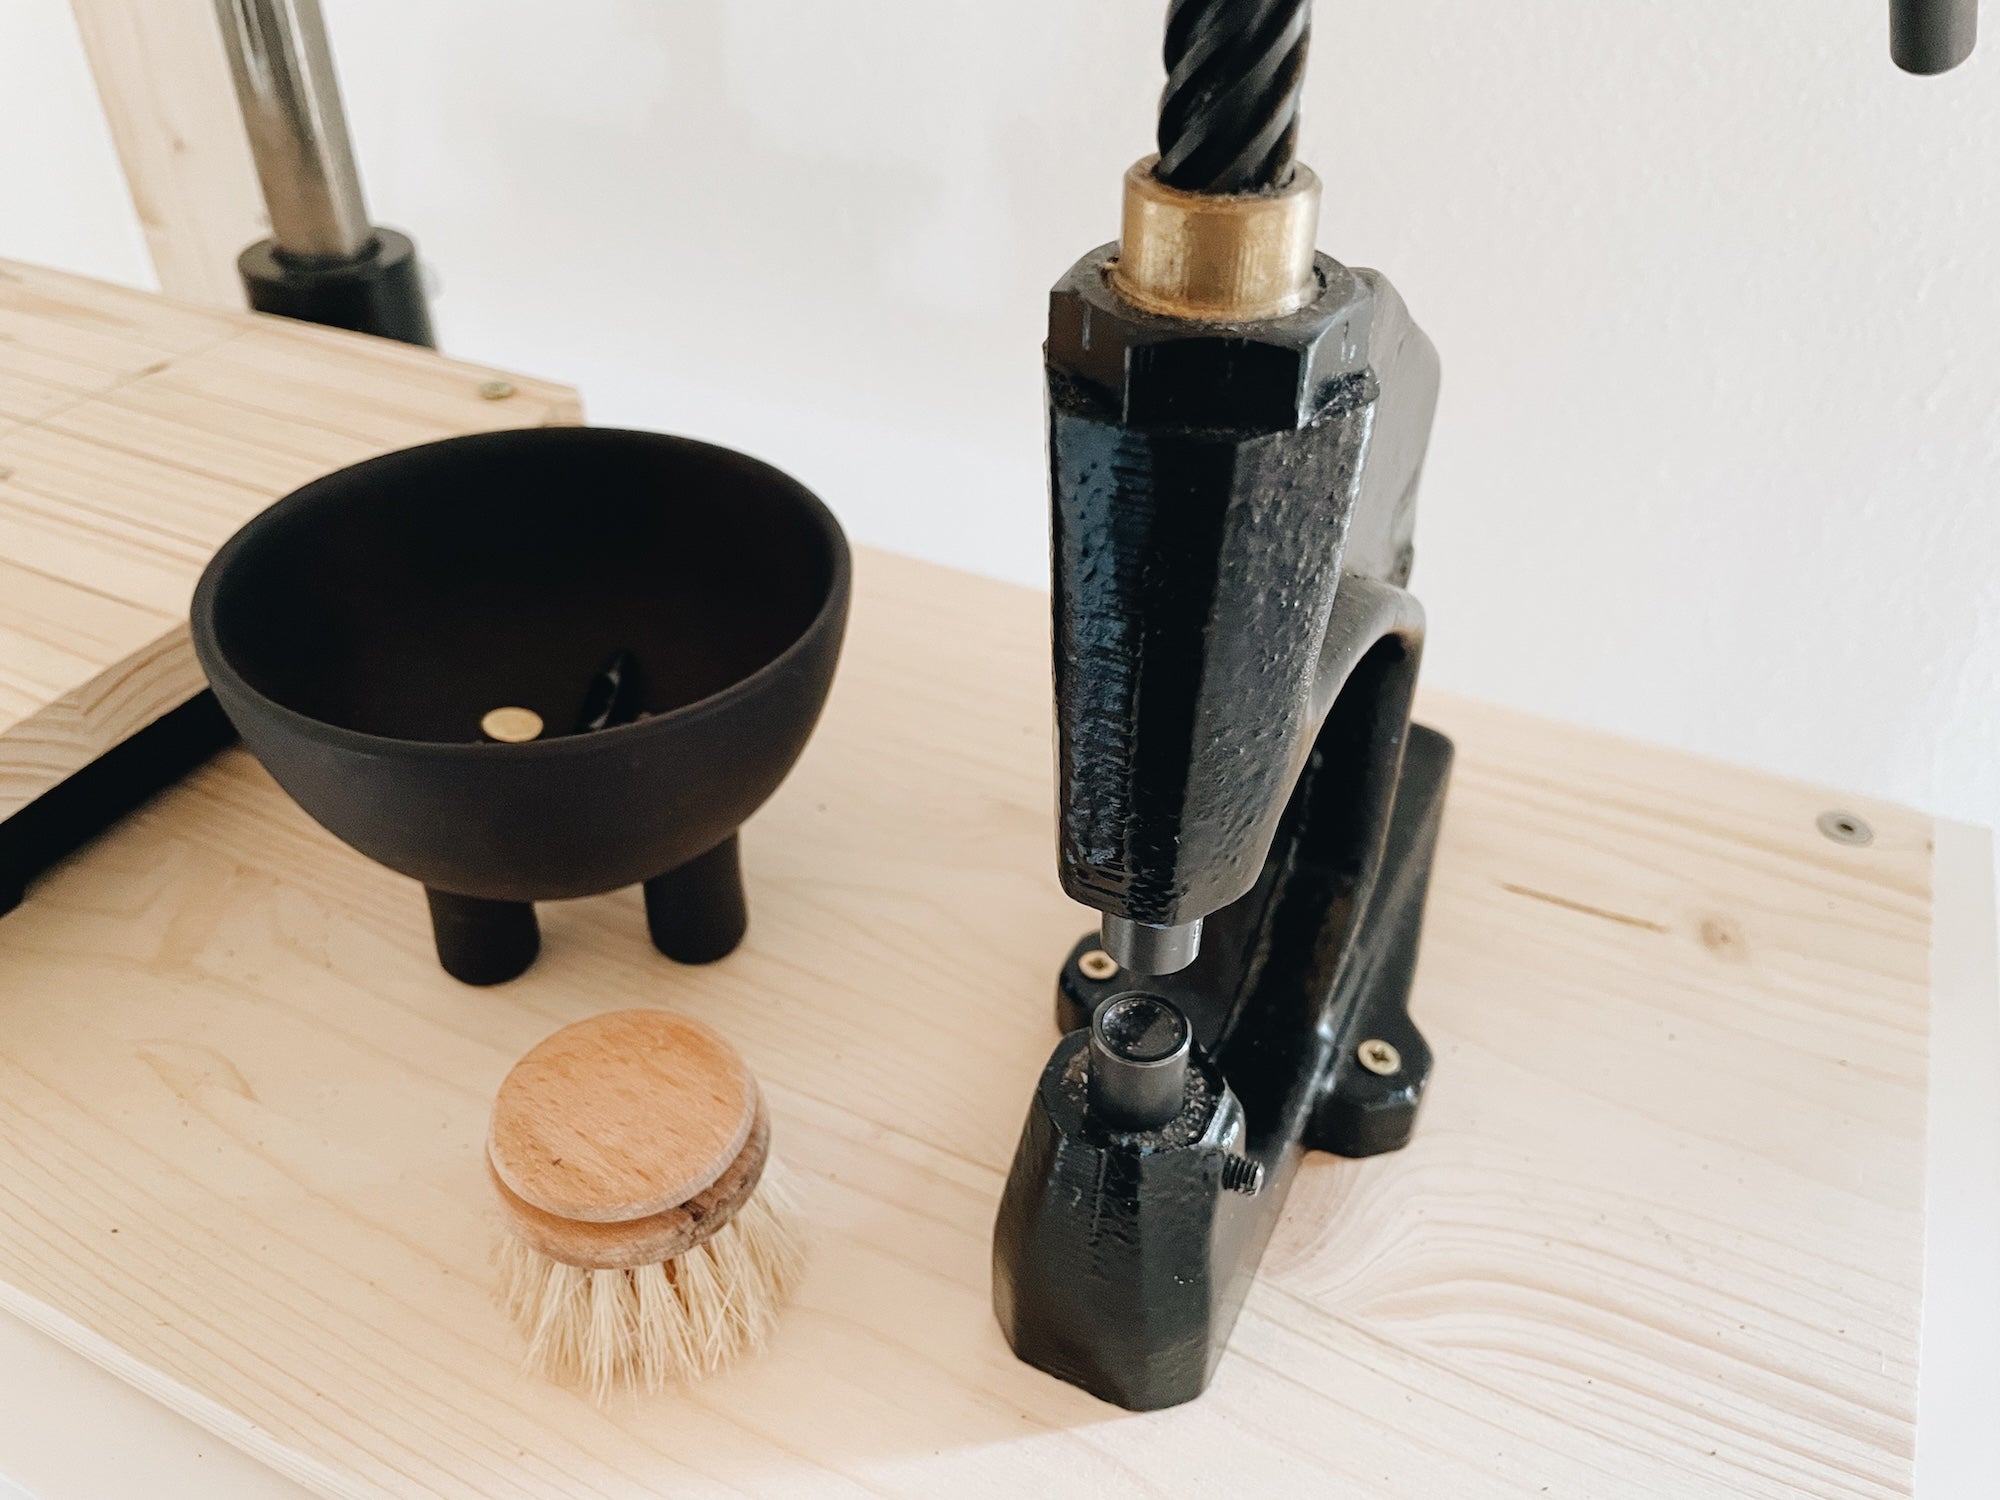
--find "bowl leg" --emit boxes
[425,888,540,985]
[643,833,747,964]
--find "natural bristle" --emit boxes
[497,1166,806,1399]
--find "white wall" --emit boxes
[0,6,153,285]
[6,0,1998,829]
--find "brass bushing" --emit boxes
[1108,155,1321,323]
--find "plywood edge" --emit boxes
[0,627,205,819]
[1915,819,2000,1496]
[0,1280,356,1500]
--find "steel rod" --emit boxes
[214,0,372,261]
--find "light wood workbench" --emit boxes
[0,265,1937,1498]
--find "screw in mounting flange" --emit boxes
[1076,948,1119,982]
[1816,810,1874,847]
[478,379,516,401]
[1357,1038,1402,1077]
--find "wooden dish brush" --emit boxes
[487,1009,805,1396]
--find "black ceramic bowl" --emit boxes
[191,426,849,984]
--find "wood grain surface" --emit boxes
[0,545,1929,1498]
[0,258,581,819]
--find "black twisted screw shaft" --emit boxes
[1156,0,1311,194]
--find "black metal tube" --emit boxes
[1891,0,1978,72]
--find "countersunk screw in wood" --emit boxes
[478,379,516,401]
[1357,1038,1402,1077]
[1077,948,1119,982]
[1816,810,1873,847]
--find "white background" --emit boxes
[4,0,1996,829]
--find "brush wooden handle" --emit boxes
[491,1102,771,1270]
[488,1009,755,1223]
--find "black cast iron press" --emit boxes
[989,0,1451,1412]
[991,0,1976,1415]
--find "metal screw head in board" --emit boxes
[1357,1038,1402,1077]
[478,379,516,401]
[1816,810,1874,847]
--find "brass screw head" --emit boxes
[1357,1038,1402,1077]
[1077,948,1120,982]
[478,379,516,401]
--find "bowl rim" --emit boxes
[189,425,852,761]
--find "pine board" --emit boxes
[0,541,1929,1499]
[0,258,582,819]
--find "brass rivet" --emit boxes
[1816,810,1874,847]
[478,379,516,401]
[480,706,544,743]
[1357,1038,1402,1077]
[1077,948,1120,982]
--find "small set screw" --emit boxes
[1221,1154,1265,1195]
[1357,1038,1402,1077]
[478,379,516,401]
[1077,948,1120,982]
[1816,809,1874,847]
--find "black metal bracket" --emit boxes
[0,692,236,918]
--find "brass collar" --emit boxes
[1109,154,1322,323]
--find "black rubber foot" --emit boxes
[644,835,747,964]
[425,888,540,985]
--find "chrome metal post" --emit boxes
[214,0,372,262]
